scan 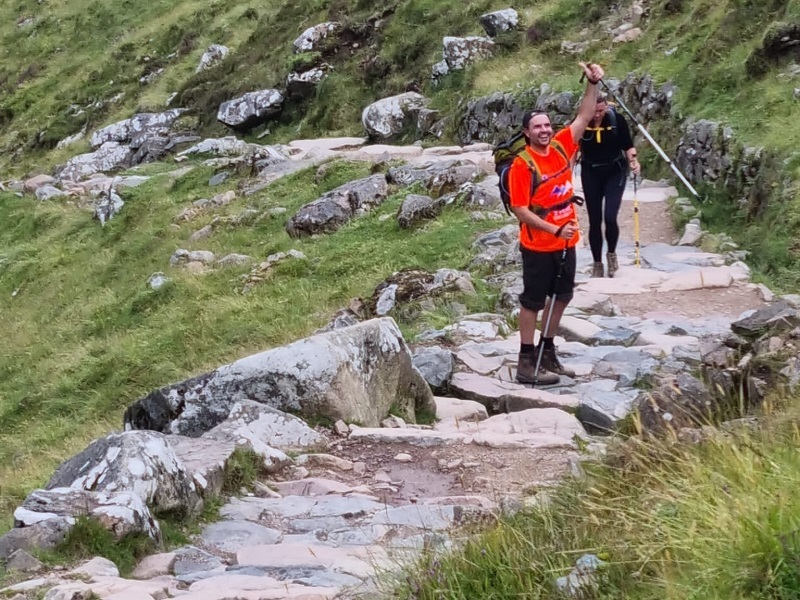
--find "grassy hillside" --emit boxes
[1,0,800,549]
[0,160,498,521]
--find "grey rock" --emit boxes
[293,22,340,53]
[362,92,428,139]
[0,519,72,560]
[196,44,229,73]
[479,8,519,37]
[123,317,435,433]
[58,142,134,182]
[397,194,446,228]
[199,521,282,553]
[34,185,66,201]
[412,346,454,390]
[442,36,495,71]
[208,171,230,186]
[4,549,45,573]
[45,431,200,515]
[286,174,389,238]
[387,161,482,197]
[589,327,639,347]
[731,301,800,339]
[217,90,284,131]
[287,65,332,99]
[173,545,225,581]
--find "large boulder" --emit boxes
[285,174,389,238]
[123,318,435,433]
[217,89,284,131]
[362,92,428,139]
[479,9,519,37]
[45,431,201,516]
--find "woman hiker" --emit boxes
[579,93,640,278]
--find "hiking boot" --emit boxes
[607,252,619,278]
[539,344,576,378]
[516,352,560,385]
[591,262,604,278]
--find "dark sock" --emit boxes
[520,343,536,355]
[542,337,555,349]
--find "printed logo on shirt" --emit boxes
[551,181,573,199]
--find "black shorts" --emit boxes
[519,245,577,311]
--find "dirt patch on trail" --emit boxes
[612,285,768,320]
[295,439,576,506]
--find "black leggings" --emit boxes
[581,165,627,262]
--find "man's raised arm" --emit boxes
[569,62,605,144]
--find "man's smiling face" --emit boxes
[525,113,553,150]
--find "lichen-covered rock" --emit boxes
[442,36,495,71]
[362,92,428,139]
[45,431,201,516]
[123,318,434,433]
[57,142,134,182]
[217,89,284,131]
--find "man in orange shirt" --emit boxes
[509,62,605,385]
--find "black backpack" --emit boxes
[492,133,569,216]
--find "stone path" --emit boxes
[1,139,773,600]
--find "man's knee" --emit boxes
[519,293,545,312]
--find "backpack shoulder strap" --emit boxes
[606,107,617,130]
[550,139,569,162]
[518,150,541,197]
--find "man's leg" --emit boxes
[517,248,559,385]
[518,306,539,346]
[538,249,577,378]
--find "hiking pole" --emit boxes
[598,80,701,200]
[633,174,641,267]
[532,238,569,386]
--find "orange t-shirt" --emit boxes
[508,127,580,252]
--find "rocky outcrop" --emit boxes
[217,89,284,131]
[58,109,195,181]
[386,160,483,197]
[456,85,574,145]
[123,317,435,433]
[285,174,389,238]
[362,92,428,139]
